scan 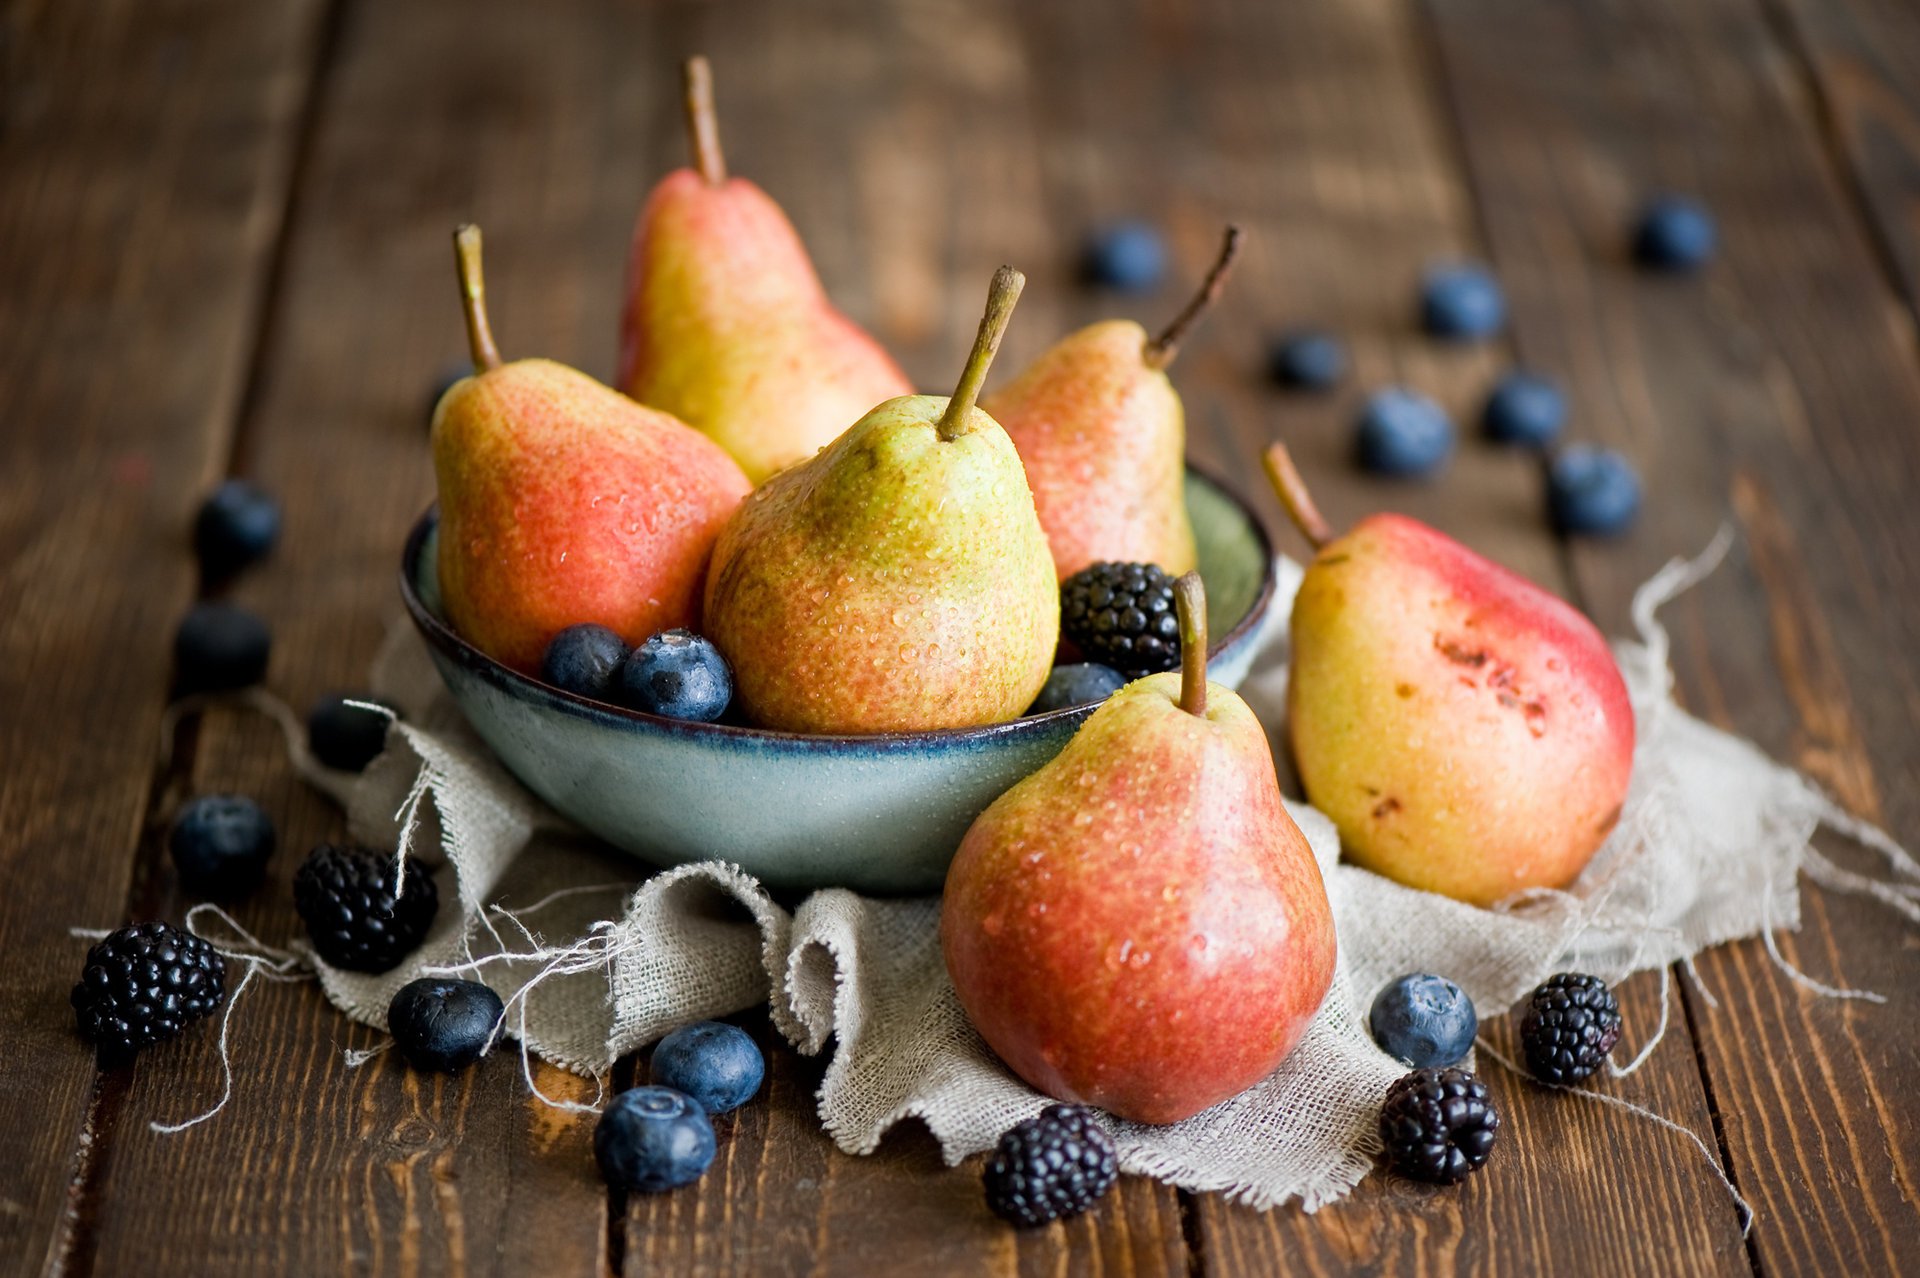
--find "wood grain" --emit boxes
[1426,0,1920,1271]
[0,1,323,1273]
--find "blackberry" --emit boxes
[71,921,227,1066]
[982,1104,1118,1227]
[1059,562,1182,678]
[1520,972,1622,1085]
[1377,1066,1499,1184]
[293,844,438,973]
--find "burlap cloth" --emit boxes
[310,536,1918,1211]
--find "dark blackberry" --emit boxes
[983,1104,1118,1227]
[1059,562,1182,678]
[1520,972,1622,1085]
[293,844,438,973]
[1377,1066,1499,1184]
[71,921,227,1066]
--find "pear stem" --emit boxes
[1143,225,1243,370]
[938,265,1025,441]
[452,224,503,373]
[1175,572,1208,717]
[1262,443,1333,549]
[683,56,727,185]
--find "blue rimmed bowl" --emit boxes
[399,469,1276,895]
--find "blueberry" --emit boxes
[1267,330,1347,391]
[1420,263,1506,340]
[426,360,473,427]
[1080,221,1167,292]
[594,1086,717,1192]
[169,794,276,899]
[1369,973,1479,1069]
[193,479,281,580]
[387,977,505,1073]
[307,692,397,772]
[1548,445,1642,536]
[651,1021,766,1116]
[542,624,630,701]
[173,602,271,694]
[1633,196,1715,272]
[1356,389,1454,477]
[615,630,732,722]
[1028,664,1128,715]
[1482,372,1567,448]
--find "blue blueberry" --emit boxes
[193,479,282,580]
[1369,973,1478,1069]
[1028,663,1128,715]
[1267,330,1347,391]
[426,360,473,427]
[387,977,505,1073]
[1080,221,1167,292]
[169,794,276,898]
[615,630,732,722]
[1548,445,1642,536]
[1420,263,1506,340]
[651,1021,766,1116]
[1633,196,1715,272]
[307,693,397,772]
[1482,372,1567,448]
[595,1086,717,1192]
[1356,389,1454,477]
[541,624,630,701]
[173,602,271,694]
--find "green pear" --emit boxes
[703,267,1058,733]
[1265,444,1636,906]
[984,227,1242,580]
[618,57,914,484]
[943,574,1338,1124]
[432,226,750,673]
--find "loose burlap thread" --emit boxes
[302,535,1917,1211]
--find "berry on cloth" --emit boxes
[982,1104,1119,1228]
[387,978,504,1073]
[71,921,227,1066]
[650,1021,765,1116]
[595,1086,717,1192]
[1368,973,1478,1069]
[306,692,396,772]
[1059,562,1182,679]
[169,794,276,899]
[1377,1066,1500,1184]
[292,844,438,973]
[1520,972,1622,1085]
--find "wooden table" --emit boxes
[4,0,1917,1273]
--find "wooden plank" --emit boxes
[76,0,667,1271]
[1425,0,1920,1272]
[0,1,323,1272]
[1768,0,1920,317]
[1004,0,1751,1271]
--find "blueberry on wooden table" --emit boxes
[307,691,398,772]
[1368,973,1478,1069]
[650,1021,765,1116]
[1267,330,1347,391]
[1420,263,1506,340]
[1079,221,1167,292]
[1546,445,1642,536]
[1481,371,1567,448]
[595,1086,716,1192]
[1355,388,1454,477]
[173,601,271,694]
[541,623,630,701]
[615,629,732,722]
[387,977,505,1072]
[1633,195,1716,272]
[1027,663,1127,715]
[193,478,281,579]
[169,793,276,899]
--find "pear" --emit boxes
[1264,444,1635,906]
[983,226,1242,580]
[432,225,751,674]
[703,267,1057,733]
[618,57,914,484]
[942,573,1337,1124]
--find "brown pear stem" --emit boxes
[1174,572,1209,717]
[1262,443,1332,549]
[684,56,727,185]
[1143,225,1243,370]
[938,265,1025,441]
[452,224,503,373]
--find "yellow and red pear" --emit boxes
[983,227,1243,580]
[942,574,1337,1124]
[432,225,750,674]
[703,267,1057,733]
[1265,444,1635,906]
[618,57,913,484]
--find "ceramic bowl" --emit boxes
[399,469,1276,895]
